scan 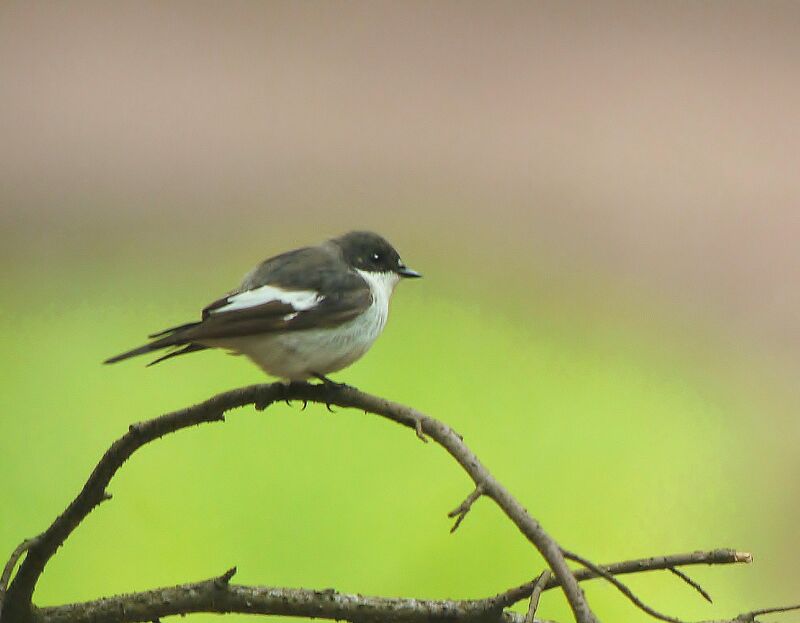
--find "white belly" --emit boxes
[208,270,397,380]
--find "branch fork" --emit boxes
[448,485,485,533]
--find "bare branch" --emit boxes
[524,571,551,623]
[0,538,37,619]
[2,382,595,623]
[448,485,484,533]
[4,382,782,623]
[560,550,798,623]
[729,603,800,622]
[489,549,752,609]
[32,574,540,623]
[668,568,712,604]
[3,386,236,620]
[562,549,686,623]
[24,548,775,623]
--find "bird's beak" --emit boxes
[398,265,422,278]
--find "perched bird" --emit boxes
[105,231,421,381]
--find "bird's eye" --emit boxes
[371,252,381,262]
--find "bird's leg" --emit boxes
[311,373,352,390]
[311,373,354,413]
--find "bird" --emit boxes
[105,231,421,382]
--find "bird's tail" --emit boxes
[104,322,206,365]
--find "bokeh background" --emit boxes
[2,2,799,622]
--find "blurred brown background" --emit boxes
[2,2,799,622]
[3,1,799,359]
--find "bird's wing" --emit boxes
[104,245,371,364]
[176,247,372,341]
[188,281,370,340]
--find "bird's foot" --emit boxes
[279,380,308,407]
[311,373,354,413]
[311,373,353,391]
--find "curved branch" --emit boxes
[0,538,37,619]
[4,383,594,622]
[0,382,767,623]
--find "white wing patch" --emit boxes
[211,285,323,315]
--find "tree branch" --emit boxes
[0,538,37,620]
[448,485,485,533]
[32,574,533,623]
[1,382,779,623]
[489,549,751,608]
[28,547,755,623]
[668,568,712,604]
[562,549,687,623]
[2,382,594,622]
[524,571,552,623]
[727,604,800,622]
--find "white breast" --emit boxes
[211,270,400,380]
[354,268,400,333]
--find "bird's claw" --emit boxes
[312,373,352,391]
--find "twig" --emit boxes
[448,485,484,533]
[2,382,596,623]
[0,539,36,619]
[669,567,712,604]
[415,418,429,442]
[731,603,800,622]
[524,571,551,623]
[213,566,237,588]
[490,549,751,608]
[562,549,686,623]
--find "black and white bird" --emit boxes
[105,231,421,381]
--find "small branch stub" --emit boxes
[448,485,484,533]
[415,419,428,443]
[214,567,237,589]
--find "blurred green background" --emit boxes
[2,2,800,622]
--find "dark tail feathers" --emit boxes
[104,322,206,365]
[146,343,208,366]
